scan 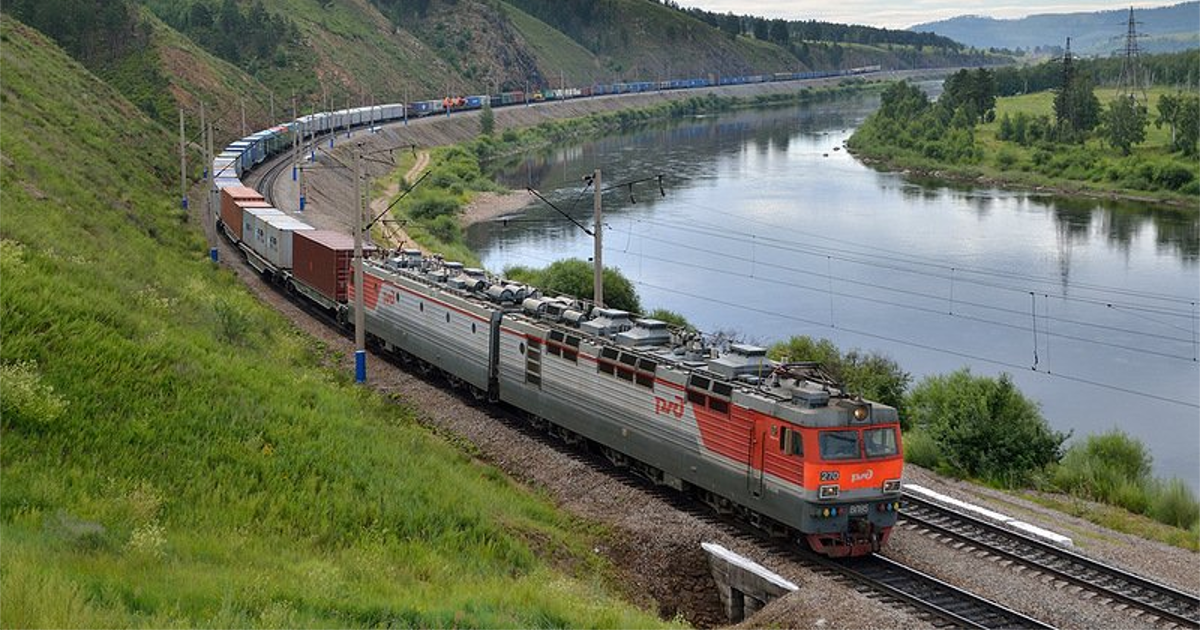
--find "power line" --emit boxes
[488,249,1198,409]
[634,279,1199,410]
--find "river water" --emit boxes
[466,91,1200,488]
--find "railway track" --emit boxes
[491,418,1056,629]
[900,492,1200,628]
[808,552,1053,629]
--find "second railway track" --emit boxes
[900,492,1200,628]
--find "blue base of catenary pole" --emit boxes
[292,165,297,181]
[209,247,218,262]
[355,350,367,383]
[182,197,188,210]
[299,196,306,211]
[329,137,334,149]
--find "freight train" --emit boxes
[209,67,903,557]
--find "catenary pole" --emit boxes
[354,143,367,383]
[593,168,603,309]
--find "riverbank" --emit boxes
[848,87,1200,209]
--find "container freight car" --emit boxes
[219,186,266,241]
[290,230,375,311]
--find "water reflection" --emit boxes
[470,97,1200,489]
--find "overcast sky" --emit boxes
[673,1,1175,29]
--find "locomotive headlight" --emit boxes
[818,484,839,499]
[852,404,871,422]
[883,479,902,493]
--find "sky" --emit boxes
[672,1,1178,29]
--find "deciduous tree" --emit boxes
[1102,95,1148,155]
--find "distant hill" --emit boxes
[2,0,1001,144]
[910,2,1200,56]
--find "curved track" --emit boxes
[901,493,1200,628]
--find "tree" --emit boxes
[504,259,642,314]
[479,100,494,136]
[1176,94,1200,157]
[905,369,1068,486]
[752,17,769,41]
[1102,95,1148,155]
[1053,50,1100,142]
[719,12,740,38]
[1156,93,1180,149]
[768,19,789,46]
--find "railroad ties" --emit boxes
[900,491,1200,629]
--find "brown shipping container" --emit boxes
[219,186,265,241]
[292,230,375,304]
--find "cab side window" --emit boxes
[778,426,803,456]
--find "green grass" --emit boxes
[854,85,1200,205]
[500,3,600,86]
[0,16,674,628]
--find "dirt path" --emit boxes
[367,150,430,251]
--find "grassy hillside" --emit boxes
[500,2,601,86]
[0,15,669,628]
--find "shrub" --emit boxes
[905,369,1067,487]
[995,147,1018,169]
[1150,479,1200,530]
[409,194,460,220]
[426,215,461,244]
[1153,163,1195,191]
[1052,430,1155,512]
[903,429,941,469]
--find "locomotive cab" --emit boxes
[763,364,904,557]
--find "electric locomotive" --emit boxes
[351,253,903,557]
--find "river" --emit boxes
[466,90,1200,489]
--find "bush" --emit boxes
[409,194,460,220]
[426,215,460,244]
[905,369,1067,487]
[1151,479,1200,530]
[902,429,941,469]
[1052,430,1155,512]
[995,147,1018,169]
[1153,163,1195,191]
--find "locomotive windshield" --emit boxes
[864,427,899,458]
[819,430,860,460]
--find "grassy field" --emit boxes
[851,84,1200,205]
[0,16,673,628]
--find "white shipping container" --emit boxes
[243,207,286,260]
[260,215,314,270]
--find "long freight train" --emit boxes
[210,68,903,557]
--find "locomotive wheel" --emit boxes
[468,385,487,402]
